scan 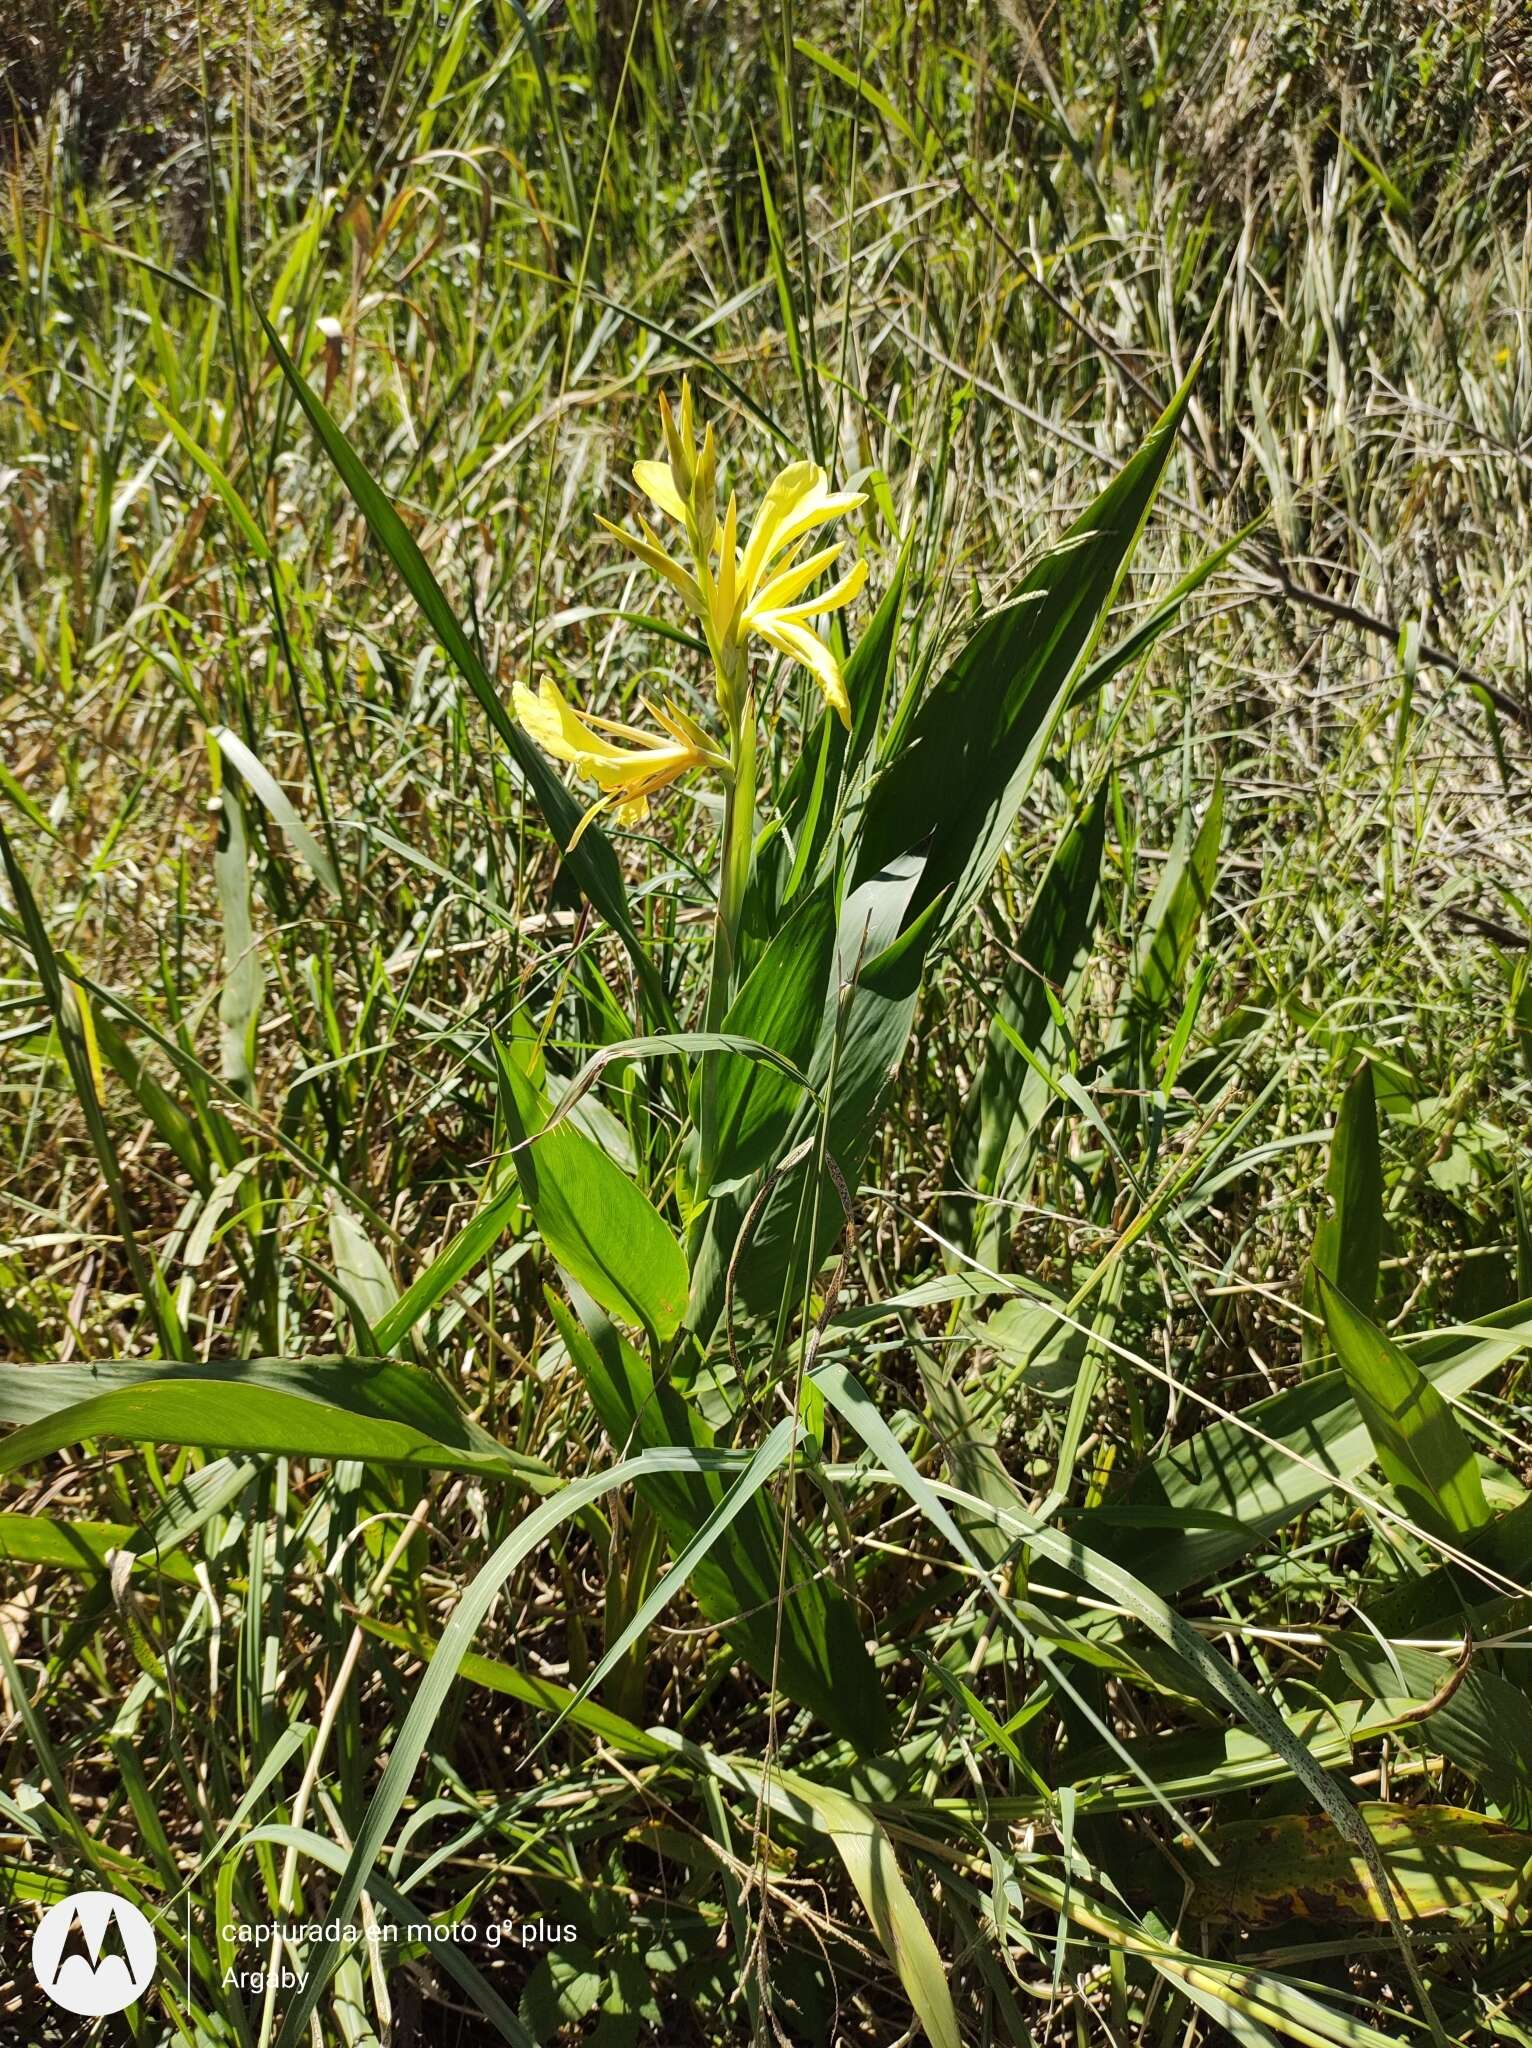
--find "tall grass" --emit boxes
[2,3,1531,2044]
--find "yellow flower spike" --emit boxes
[602,388,869,735]
[513,677,726,844]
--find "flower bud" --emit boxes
[660,389,695,495]
[691,423,718,555]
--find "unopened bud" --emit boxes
[659,391,695,494]
[691,423,718,554]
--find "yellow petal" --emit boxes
[632,459,688,523]
[745,539,847,618]
[739,460,825,596]
[768,555,868,625]
[756,489,865,583]
[569,787,654,846]
[755,617,851,729]
[514,678,635,768]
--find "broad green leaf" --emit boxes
[0,1358,551,1489]
[853,361,1199,942]
[1091,1304,1529,1591]
[1188,1805,1531,1926]
[1327,1634,1532,1829]
[774,1775,959,2048]
[1114,774,1223,1049]
[0,1513,196,1581]
[499,1041,688,1344]
[778,532,912,905]
[1304,1062,1383,1358]
[1316,1268,1492,1539]
[327,1197,398,1334]
[704,894,835,1192]
[551,1289,890,1755]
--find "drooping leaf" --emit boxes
[0,1357,550,1489]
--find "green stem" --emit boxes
[697,695,757,1199]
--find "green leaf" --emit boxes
[1116,774,1223,1046]
[704,894,836,1192]
[778,532,912,905]
[0,1358,551,1489]
[854,361,1199,946]
[356,1614,672,1761]
[773,1774,959,2048]
[1188,1804,1531,1926]
[1316,1268,1492,1539]
[211,725,340,896]
[1313,1061,1384,1319]
[1091,1304,1527,1591]
[274,1443,783,2045]
[499,1040,688,1345]
[0,1513,198,1581]
[140,387,272,561]
[790,36,919,147]
[373,1180,522,1353]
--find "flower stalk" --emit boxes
[514,379,867,1182]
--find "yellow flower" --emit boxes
[513,678,727,845]
[599,385,867,730]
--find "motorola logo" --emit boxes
[31,1890,158,2017]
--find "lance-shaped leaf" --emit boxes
[1302,1061,1384,1365]
[1316,1267,1492,1540]
[944,790,1107,1249]
[499,1040,689,1346]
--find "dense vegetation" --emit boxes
[3,2,1531,2042]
